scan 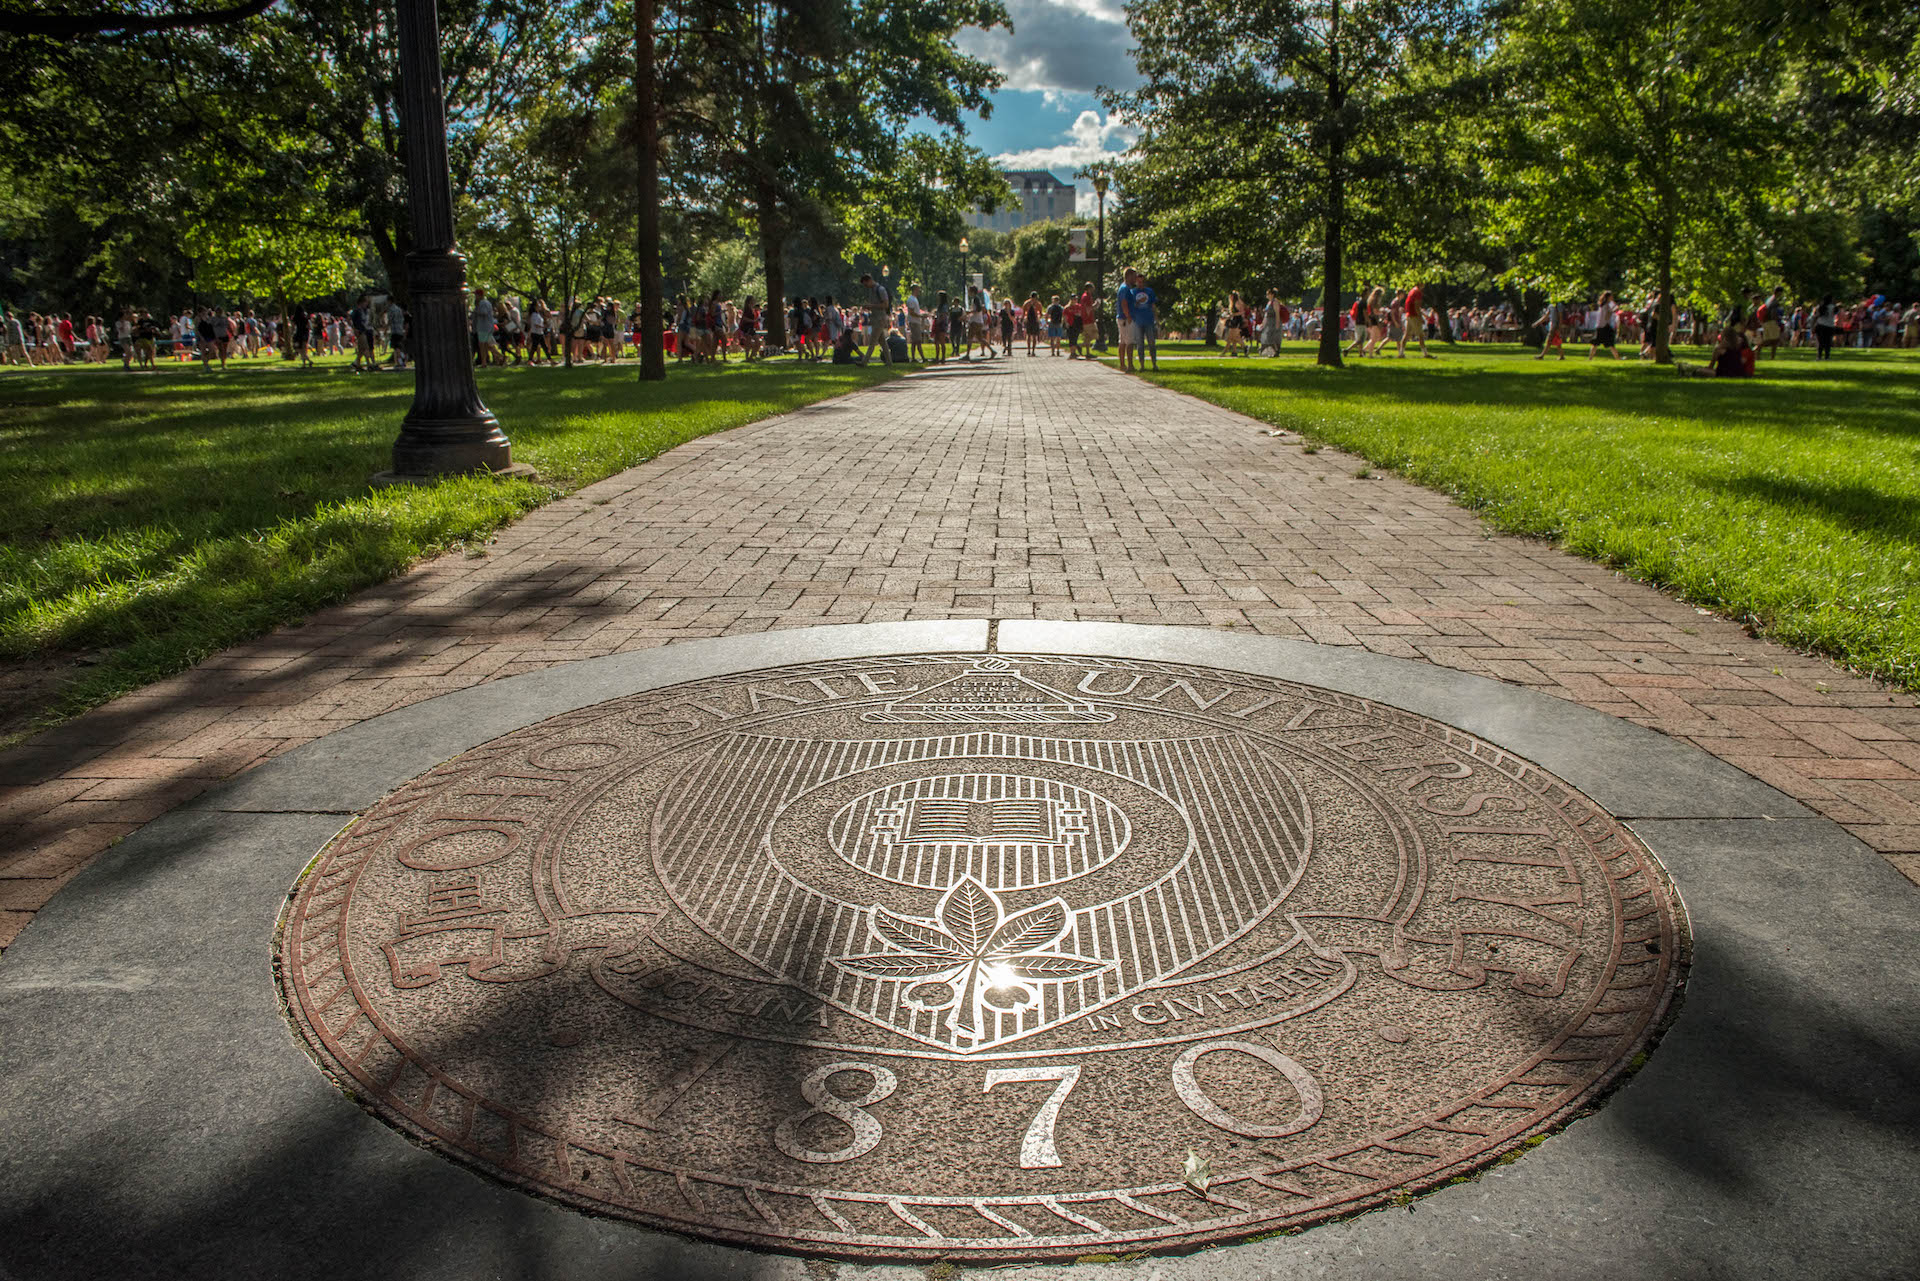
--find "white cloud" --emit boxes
[991,109,1137,172]
[956,0,1142,95]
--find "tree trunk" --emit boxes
[1652,0,1674,365]
[1316,161,1346,368]
[1654,217,1675,364]
[1429,281,1454,342]
[634,0,666,381]
[1520,287,1543,346]
[758,181,787,350]
[1317,0,1345,369]
[560,246,574,370]
[369,221,412,307]
[1204,303,1220,348]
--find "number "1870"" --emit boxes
[772,1039,1324,1168]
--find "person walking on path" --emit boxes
[1115,269,1138,371]
[1588,291,1623,359]
[860,273,893,365]
[388,297,410,370]
[1756,287,1786,359]
[1344,294,1370,357]
[1637,292,1663,359]
[1813,294,1838,360]
[906,285,929,362]
[1397,284,1432,358]
[1535,299,1567,360]
[348,297,375,372]
[134,310,159,370]
[1022,294,1041,356]
[472,288,499,367]
[1129,270,1161,371]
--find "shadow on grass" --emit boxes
[1706,473,1920,545]
[0,362,896,732]
[1149,353,1920,437]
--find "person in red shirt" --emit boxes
[1397,284,1433,358]
[1345,296,1368,356]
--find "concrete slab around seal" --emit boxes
[1,621,1914,1281]
[998,621,1810,822]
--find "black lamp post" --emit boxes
[959,237,970,306]
[377,0,532,484]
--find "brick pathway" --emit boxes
[5,355,1918,949]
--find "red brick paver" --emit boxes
[4,356,1917,949]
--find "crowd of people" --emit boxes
[7,279,1917,375]
[0,303,413,371]
[657,273,1140,367]
[1186,286,1920,373]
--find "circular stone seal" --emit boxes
[278,653,1686,1261]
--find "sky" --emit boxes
[946,0,1144,216]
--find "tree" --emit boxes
[658,0,1010,348]
[0,0,595,312]
[251,0,594,302]
[180,147,367,311]
[1113,0,1482,367]
[688,239,765,303]
[1489,0,1785,362]
[464,91,638,366]
[994,218,1095,307]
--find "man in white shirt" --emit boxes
[527,304,548,364]
[472,288,498,366]
[387,299,408,369]
[904,285,926,361]
[114,310,135,369]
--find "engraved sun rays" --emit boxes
[833,878,1112,1040]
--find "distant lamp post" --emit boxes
[377,0,532,484]
[1093,172,1110,289]
[959,238,970,304]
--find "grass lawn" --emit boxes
[0,353,896,737]
[1119,342,1920,691]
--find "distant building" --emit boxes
[966,170,1077,233]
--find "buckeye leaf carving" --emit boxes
[941,877,999,949]
[987,898,1070,955]
[871,908,968,959]
[1004,954,1110,980]
[834,952,970,979]
[832,876,1113,1029]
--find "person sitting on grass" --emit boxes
[831,317,860,364]
[1675,317,1755,379]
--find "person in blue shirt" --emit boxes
[1115,270,1138,372]
[1127,270,1160,372]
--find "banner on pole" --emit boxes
[1067,228,1089,261]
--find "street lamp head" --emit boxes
[959,237,970,254]
[1093,174,1110,198]
[882,264,890,278]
